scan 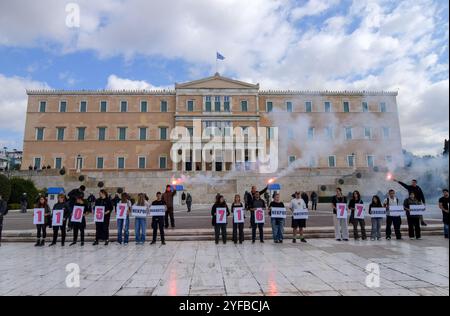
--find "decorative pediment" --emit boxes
[175,73,259,90]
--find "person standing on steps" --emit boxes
[250,191,266,244]
[151,192,166,245]
[49,194,71,247]
[310,191,318,211]
[403,192,423,240]
[245,185,269,229]
[369,195,383,241]
[269,193,286,243]
[211,195,230,245]
[0,194,8,247]
[34,196,51,247]
[348,190,367,241]
[383,189,402,240]
[163,185,176,229]
[393,178,427,226]
[93,189,113,246]
[69,194,90,247]
[186,193,192,213]
[331,188,349,241]
[301,192,310,209]
[289,192,308,243]
[231,194,245,244]
[115,192,131,246]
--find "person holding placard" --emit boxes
[383,189,402,240]
[115,193,131,245]
[211,195,230,244]
[0,194,8,247]
[393,178,427,226]
[269,193,286,243]
[438,189,449,239]
[34,196,51,247]
[93,189,114,246]
[369,196,383,241]
[250,191,266,244]
[151,192,167,245]
[69,194,89,246]
[231,195,245,244]
[331,188,349,241]
[404,192,423,240]
[49,194,70,247]
[289,192,307,243]
[134,193,149,245]
[348,191,367,241]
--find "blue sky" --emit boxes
[0,0,448,155]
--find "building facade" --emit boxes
[22,74,403,174]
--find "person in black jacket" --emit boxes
[49,194,71,246]
[250,192,267,243]
[404,192,423,240]
[301,192,309,209]
[67,185,86,232]
[211,195,230,244]
[348,190,367,240]
[0,194,8,246]
[310,191,318,211]
[93,189,113,246]
[383,189,402,240]
[393,178,427,226]
[231,194,245,244]
[151,192,167,245]
[34,196,51,247]
[70,195,90,246]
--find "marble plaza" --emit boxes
[0,237,448,296]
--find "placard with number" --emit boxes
[388,205,405,217]
[33,208,45,225]
[370,207,387,218]
[132,206,148,218]
[216,207,227,224]
[336,203,348,219]
[293,209,309,220]
[116,203,128,220]
[52,209,64,226]
[271,207,287,219]
[410,205,426,216]
[255,208,265,224]
[94,206,105,223]
[150,205,166,217]
[354,204,366,219]
[233,207,245,223]
[71,205,84,223]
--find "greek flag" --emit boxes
[216,52,225,60]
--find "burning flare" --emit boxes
[386,173,393,181]
[268,178,276,184]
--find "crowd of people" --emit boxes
[0,178,448,247]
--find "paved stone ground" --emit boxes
[0,237,448,296]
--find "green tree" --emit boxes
[0,174,11,201]
[8,177,39,206]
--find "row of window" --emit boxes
[299,126,391,140]
[36,99,389,114]
[288,155,392,168]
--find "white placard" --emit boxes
[371,207,387,218]
[233,207,245,224]
[150,205,166,217]
[254,208,265,224]
[388,205,405,217]
[132,205,148,218]
[409,204,426,216]
[52,209,64,226]
[293,209,309,220]
[116,203,128,220]
[270,207,287,219]
[354,204,366,220]
[94,206,105,223]
[216,207,227,224]
[336,203,348,219]
[33,208,45,225]
[71,205,84,223]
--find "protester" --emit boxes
[245,185,268,229]
[69,194,89,246]
[348,191,367,240]
[403,192,422,240]
[301,192,309,209]
[211,195,230,244]
[34,196,51,247]
[115,193,131,245]
[393,178,427,226]
[20,193,28,213]
[0,194,8,246]
[289,191,307,243]
[369,195,383,241]
[181,192,186,205]
[49,194,70,247]
[151,192,166,245]
[186,193,192,213]
[250,191,266,243]
[231,194,245,244]
[93,189,113,246]
[310,191,318,211]
[438,189,449,239]
[134,193,149,245]
[331,188,349,241]
[163,185,177,229]
[67,185,86,232]
[383,189,402,240]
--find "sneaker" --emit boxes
[40,240,45,246]
[161,241,166,245]
[49,242,56,247]
[260,240,264,243]
[416,237,422,240]
[421,221,427,227]
[69,242,76,246]
[292,239,297,243]
[336,239,342,242]
[301,238,307,243]
[61,243,65,247]
[386,236,391,240]
[215,241,219,245]
[80,242,84,246]
[343,239,349,242]
[252,240,256,244]
[92,241,99,246]
[34,241,40,247]
[104,241,109,246]
[371,238,376,241]
[239,241,243,244]
[279,240,283,243]
[274,240,279,244]
[150,241,156,245]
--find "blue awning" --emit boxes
[268,184,281,191]
[47,187,65,194]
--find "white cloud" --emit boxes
[106,74,171,90]
[291,0,340,21]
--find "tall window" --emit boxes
[120,101,128,112]
[205,96,212,112]
[98,127,106,141]
[55,157,62,169]
[57,127,65,141]
[140,101,148,113]
[385,155,393,163]
[39,101,46,113]
[382,127,391,139]
[362,102,369,112]
[305,101,312,113]
[266,101,273,113]
[80,101,87,113]
[36,128,44,141]
[241,100,248,112]
[380,102,387,112]
[224,96,230,112]
[214,96,221,112]
[159,127,168,140]
[328,156,336,168]
[139,127,147,141]
[100,101,108,112]
[364,127,372,139]
[59,101,67,113]
[118,127,127,141]
[34,157,41,170]
[367,155,375,168]
[324,101,331,113]
[308,127,315,140]
[187,100,194,112]
[345,127,353,140]
[161,100,168,112]
[159,156,167,169]
[286,101,293,112]
[343,101,350,113]
[289,156,296,165]
[325,126,333,139]
[138,157,146,169]
[347,155,355,167]
[187,127,194,137]
[117,157,125,169]
[96,157,104,169]
[77,127,86,141]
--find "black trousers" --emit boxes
[214,224,227,243]
[52,220,67,244]
[0,216,3,243]
[152,216,165,242]
[351,219,367,239]
[187,203,192,212]
[407,215,421,239]
[36,224,47,239]
[250,213,264,241]
[165,207,175,228]
[311,201,317,210]
[95,217,110,241]
[233,223,244,242]
[386,216,402,239]
[72,223,85,243]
